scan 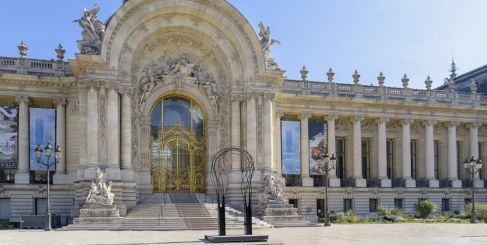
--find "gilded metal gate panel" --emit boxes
[151,125,206,193]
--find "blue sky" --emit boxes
[0,0,486,89]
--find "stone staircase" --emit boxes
[63,193,271,231]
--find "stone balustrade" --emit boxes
[0,56,72,77]
[282,79,486,106]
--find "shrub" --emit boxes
[415,199,437,218]
[377,206,388,217]
[465,203,487,221]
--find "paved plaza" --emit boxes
[1,224,487,245]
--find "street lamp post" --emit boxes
[463,156,482,224]
[34,143,61,231]
[311,151,336,227]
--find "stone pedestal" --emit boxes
[380,179,392,188]
[262,203,312,227]
[355,178,366,187]
[428,179,439,188]
[14,173,29,184]
[405,179,416,188]
[74,205,124,225]
[474,179,484,188]
[450,180,462,188]
[302,177,313,187]
[329,177,341,187]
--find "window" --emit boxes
[411,140,418,179]
[309,121,327,175]
[0,169,15,183]
[442,199,450,212]
[35,198,47,215]
[336,138,346,179]
[394,198,403,209]
[386,140,395,179]
[457,141,463,179]
[289,199,299,209]
[29,108,57,173]
[317,199,324,218]
[361,139,370,179]
[369,199,378,212]
[434,140,440,179]
[0,106,18,172]
[281,120,301,175]
[344,199,353,212]
[0,199,10,218]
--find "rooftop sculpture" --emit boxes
[258,22,280,70]
[74,5,106,55]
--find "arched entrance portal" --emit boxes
[150,96,206,193]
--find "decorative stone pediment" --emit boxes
[136,54,219,112]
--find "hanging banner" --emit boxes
[281,120,301,175]
[29,108,56,171]
[0,106,18,169]
[309,121,328,173]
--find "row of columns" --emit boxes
[274,112,483,188]
[14,96,66,184]
[85,85,133,181]
[230,94,274,173]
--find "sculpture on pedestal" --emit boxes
[257,173,287,205]
[258,22,280,70]
[85,167,115,208]
[74,5,106,55]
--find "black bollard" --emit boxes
[218,195,226,236]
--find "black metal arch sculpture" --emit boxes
[210,147,255,236]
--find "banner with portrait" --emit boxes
[281,120,301,175]
[29,108,56,171]
[309,121,327,173]
[0,106,18,169]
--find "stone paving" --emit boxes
[1,224,487,245]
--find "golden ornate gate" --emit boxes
[151,125,206,193]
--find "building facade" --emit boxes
[0,0,486,224]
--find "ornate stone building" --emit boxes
[0,0,486,225]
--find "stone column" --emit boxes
[425,120,439,187]
[402,118,416,187]
[53,98,67,184]
[86,86,99,166]
[262,94,274,170]
[378,117,391,187]
[299,112,312,186]
[121,89,133,181]
[274,111,284,174]
[107,86,120,167]
[246,95,257,167]
[468,122,484,187]
[353,114,366,187]
[231,98,241,170]
[327,113,340,187]
[15,96,30,184]
[448,121,461,188]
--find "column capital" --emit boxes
[245,93,257,101]
[448,121,460,128]
[263,93,275,102]
[231,94,245,103]
[325,112,338,121]
[424,119,437,127]
[53,97,67,106]
[402,118,414,125]
[353,113,364,122]
[377,116,390,124]
[121,86,135,96]
[298,112,312,120]
[467,121,482,129]
[15,95,29,105]
[275,110,285,119]
[85,80,100,89]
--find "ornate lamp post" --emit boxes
[311,151,336,227]
[34,143,61,231]
[463,156,482,224]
